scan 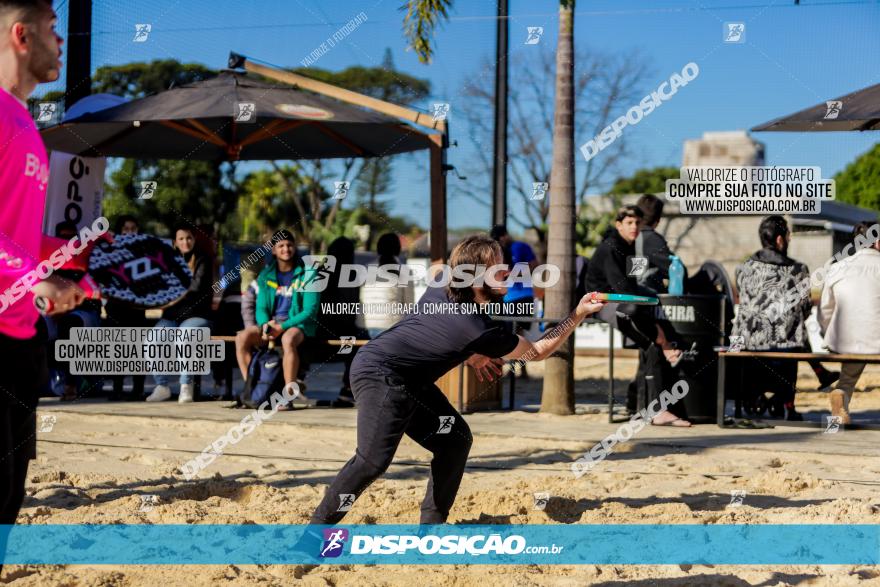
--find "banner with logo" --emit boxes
[1,524,878,565]
[42,94,126,236]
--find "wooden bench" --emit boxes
[716,351,880,427]
[212,324,631,415]
[207,335,369,399]
[211,335,369,346]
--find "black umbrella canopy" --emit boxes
[40,71,432,160]
[752,82,880,132]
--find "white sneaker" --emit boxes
[179,384,194,403]
[146,385,172,402]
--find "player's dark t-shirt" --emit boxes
[351,284,520,384]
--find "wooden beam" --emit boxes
[238,119,307,148]
[160,120,226,147]
[186,118,227,147]
[429,133,447,265]
[242,59,447,135]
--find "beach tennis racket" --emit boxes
[591,293,659,305]
[35,233,192,313]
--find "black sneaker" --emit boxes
[786,408,804,421]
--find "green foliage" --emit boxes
[293,49,430,104]
[102,158,238,238]
[89,60,234,239]
[236,165,328,242]
[608,166,679,196]
[41,56,429,247]
[834,143,880,212]
[574,166,679,255]
[291,50,430,217]
[402,0,453,64]
[93,59,213,97]
[576,194,622,256]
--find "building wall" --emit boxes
[682,130,765,167]
[659,212,834,281]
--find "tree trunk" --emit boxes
[540,0,576,415]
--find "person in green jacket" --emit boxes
[235,229,319,397]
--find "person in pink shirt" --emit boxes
[0,0,84,576]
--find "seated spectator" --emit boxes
[361,232,414,337]
[105,215,146,400]
[626,194,680,416]
[146,225,214,403]
[634,194,681,295]
[731,215,814,420]
[584,205,689,426]
[316,236,370,407]
[818,221,880,424]
[235,229,318,403]
[43,221,102,401]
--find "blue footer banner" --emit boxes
[1,524,877,565]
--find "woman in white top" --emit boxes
[818,221,880,424]
[361,233,414,335]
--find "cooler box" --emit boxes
[656,294,727,423]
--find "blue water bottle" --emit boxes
[668,255,684,295]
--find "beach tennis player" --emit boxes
[0,0,85,575]
[310,235,605,525]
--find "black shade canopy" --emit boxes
[40,71,432,160]
[752,82,880,132]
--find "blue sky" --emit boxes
[47,0,880,231]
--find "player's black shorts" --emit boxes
[0,331,47,462]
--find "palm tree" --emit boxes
[403,0,454,64]
[540,0,577,415]
[405,0,579,414]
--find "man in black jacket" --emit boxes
[585,205,690,426]
[635,194,676,294]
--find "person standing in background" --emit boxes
[361,232,414,338]
[818,221,880,424]
[490,224,538,324]
[490,225,538,378]
[316,236,370,407]
[634,194,676,295]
